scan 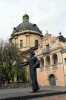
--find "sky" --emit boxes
[0,0,66,40]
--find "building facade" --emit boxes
[37,31,66,86]
[9,14,43,81]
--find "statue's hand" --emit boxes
[34,63,36,68]
[34,60,40,68]
[34,65,35,67]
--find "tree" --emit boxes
[0,39,27,83]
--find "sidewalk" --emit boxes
[0,86,66,100]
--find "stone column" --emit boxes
[44,57,46,70]
[57,52,59,63]
[57,52,61,68]
[59,51,62,62]
[50,54,53,70]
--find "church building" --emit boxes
[10,14,66,86]
[9,13,43,81]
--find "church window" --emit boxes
[20,40,23,48]
[35,40,38,46]
[46,44,49,52]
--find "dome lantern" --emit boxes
[22,13,29,22]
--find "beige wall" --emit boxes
[10,31,42,51]
[10,30,42,81]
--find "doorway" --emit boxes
[49,74,56,86]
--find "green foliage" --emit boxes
[0,39,27,83]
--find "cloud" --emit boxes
[0,0,66,40]
[31,0,66,36]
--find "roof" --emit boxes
[60,46,66,52]
[57,35,66,43]
[12,22,41,34]
[62,46,66,50]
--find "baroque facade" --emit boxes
[37,31,66,86]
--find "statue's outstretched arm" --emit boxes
[20,61,29,67]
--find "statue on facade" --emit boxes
[20,50,40,93]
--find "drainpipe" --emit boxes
[60,51,66,87]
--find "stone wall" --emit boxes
[0,82,31,89]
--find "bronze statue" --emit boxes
[20,50,40,93]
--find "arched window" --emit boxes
[46,44,49,52]
[52,54,58,65]
[40,58,44,67]
[46,56,50,66]
[20,40,23,48]
[35,40,38,46]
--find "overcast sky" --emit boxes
[0,0,66,40]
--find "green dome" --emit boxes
[22,13,29,22]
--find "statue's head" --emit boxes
[30,50,35,57]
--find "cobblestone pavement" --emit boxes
[29,94,66,100]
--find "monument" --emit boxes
[20,50,40,93]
